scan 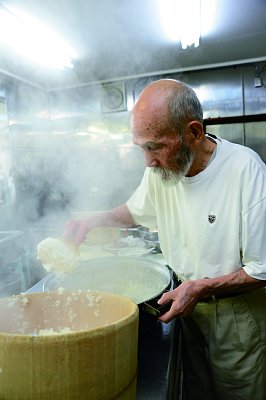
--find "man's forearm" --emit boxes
[158,268,266,322]
[85,204,135,229]
[64,204,135,245]
[194,268,266,299]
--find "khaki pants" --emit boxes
[179,288,266,400]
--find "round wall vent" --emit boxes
[100,82,127,113]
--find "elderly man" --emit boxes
[65,79,266,399]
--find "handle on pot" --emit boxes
[142,291,172,317]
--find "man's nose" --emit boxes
[144,151,159,167]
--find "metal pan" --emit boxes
[42,256,171,315]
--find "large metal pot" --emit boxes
[42,256,171,326]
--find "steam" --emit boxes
[0,2,185,298]
[0,77,146,298]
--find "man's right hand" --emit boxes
[63,219,92,246]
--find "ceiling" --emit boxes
[0,0,266,90]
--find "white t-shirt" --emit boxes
[127,136,266,281]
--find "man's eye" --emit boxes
[147,144,160,152]
[151,147,161,153]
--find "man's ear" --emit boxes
[187,120,204,143]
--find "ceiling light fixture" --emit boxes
[158,0,201,49]
[0,5,75,70]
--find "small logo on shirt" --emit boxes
[208,214,216,224]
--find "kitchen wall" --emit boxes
[0,61,266,230]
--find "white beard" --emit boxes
[153,140,195,186]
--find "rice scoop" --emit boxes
[37,237,79,273]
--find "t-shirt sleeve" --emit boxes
[242,159,266,280]
[127,168,158,230]
[242,198,266,280]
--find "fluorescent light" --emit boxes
[158,0,201,49]
[0,5,76,69]
[200,0,217,37]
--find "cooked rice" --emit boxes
[37,237,79,273]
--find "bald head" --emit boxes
[131,79,203,138]
[130,79,209,180]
